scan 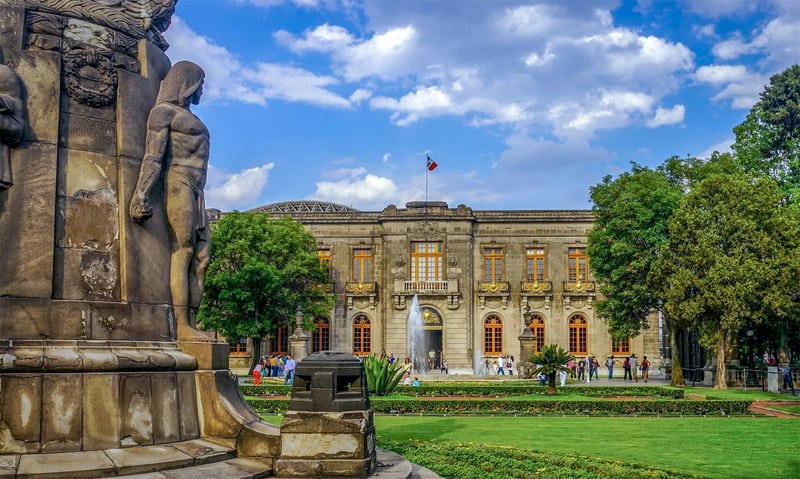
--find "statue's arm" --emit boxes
[0,93,24,147]
[130,107,172,222]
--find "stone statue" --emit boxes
[130,60,212,341]
[0,49,25,190]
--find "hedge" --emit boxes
[379,439,698,479]
[244,396,751,416]
[240,384,684,399]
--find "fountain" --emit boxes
[407,295,426,373]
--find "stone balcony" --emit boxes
[344,281,378,310]
[520,280,553,310]
[562,280,596,309]
[392,279,461,310]
[477,281,510,309]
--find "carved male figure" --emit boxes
[130,61,212,341]
[0,49,25,190]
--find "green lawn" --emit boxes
[680,387,792,401]
[372,416,800,479]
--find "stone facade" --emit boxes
[247,200,663,375]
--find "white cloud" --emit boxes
[206,163,274,210]
[382,153,391,163]
[315,168,399,206]
[681,0,758,18]
[349,88,372,103]
[549,90,655,136]
[697,137,734,158]
[370,86,454,126]
[694,65,767,109]
[274,24,353,53]
[232,0,319,8]
[165,17,350,108]
[646,104,685,127]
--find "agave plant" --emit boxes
[363,354,405,396]
[529,344,575,395]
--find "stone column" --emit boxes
[289,308,310,361]
[518,328,537,378]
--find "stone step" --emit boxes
[114,458,272,479]
[5,439,249,479]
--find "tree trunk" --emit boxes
[668,319,685,386]
[547,372,557,395]
[248,337,263,374]
[714,332,728,389]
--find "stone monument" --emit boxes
[0,2,390,478]
[0,2,280,476]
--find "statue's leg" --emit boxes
[188,228,211,328]
[166,175,212,341]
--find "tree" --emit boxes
[587,163,684,384]
[733,65,800,199]
[528,344,574,395]
[653,173,800,388]
[198,212,333,371]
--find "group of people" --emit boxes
[385,352,449,375]
[252,354,296,385]
[620,354,650,382]
[485,355,515,375]
[575,356,600,380]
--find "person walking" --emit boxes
[629,354,639,382]
[641,355,651,382]
[507,356,514,376]
[577,358,586,380]
[497,356,506,375]
[591,356,600,380]
[623,356,632,381]
[441,358,449,375]
[284,354,296,385]
[606,356,617,380]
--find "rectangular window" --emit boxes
[483,247,504,282]
[410,241,444,281]
[229,337,247,355]
[568,247,589,282]
[352,248,372,282]
[612,337,631,354]
[318,248,331,279]
[526,247,546,282]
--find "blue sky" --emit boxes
[165,0,800,212]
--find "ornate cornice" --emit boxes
[3,0,177,50]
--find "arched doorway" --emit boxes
[420,307,443,370]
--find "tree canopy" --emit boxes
[198,212,333,361]
[587,163,682,338]
[733,64,800,199]
[653,173,800,388]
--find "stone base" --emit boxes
[275,410,376,478]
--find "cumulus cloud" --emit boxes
[206,163,274,210]
[165,17,350,107]
[646,104,686,127]
[314,168,400,207]
[694,65,768,109]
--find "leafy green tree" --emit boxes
[198,212,333,371]
[528,344,574,395]
[653,173,800,388]
[733,65,800,199]
[587,163,684,383]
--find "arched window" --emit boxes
[569,315,588,355]
[484,314,503,355]
[353,315,371,356]
[526,314,545,353]
[270,324,289,355]
[312,317,330,353]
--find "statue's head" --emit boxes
[156,61,205,107]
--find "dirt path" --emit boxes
[749,401,800,418]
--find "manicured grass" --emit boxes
[681,387,791,401]
[373,416,800,479]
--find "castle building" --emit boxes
[223,200,662,375]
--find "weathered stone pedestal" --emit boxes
[275,352,376,478]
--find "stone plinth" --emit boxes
[276,352,376,477]
[275,411,376,478]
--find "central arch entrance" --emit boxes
[419,307,443,371]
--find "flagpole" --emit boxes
[425,157,429,204]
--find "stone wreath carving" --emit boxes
[62,47,117,107]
